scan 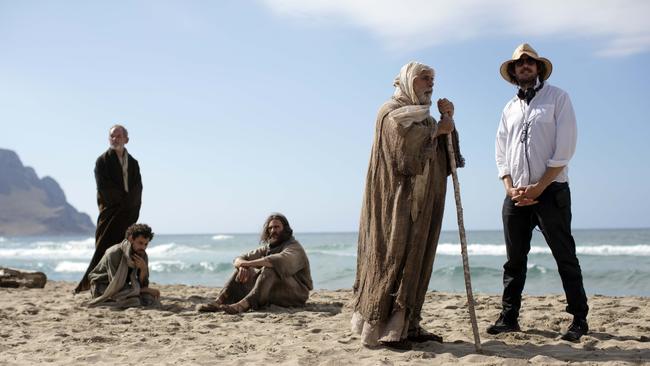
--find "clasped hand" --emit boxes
[509,184,543,206]
[236,267,254,283]
[234,258,254,283]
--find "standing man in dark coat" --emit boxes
[75,124,143,294]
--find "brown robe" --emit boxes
[218,237,313,309]
[75,148,142,293]
[353,99,462,328]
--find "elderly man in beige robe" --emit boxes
[198,213,313,314]
[352,61,463,350]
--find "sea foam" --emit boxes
[212,235,234,240]
[54,261,88,272]
[436,243,650,256]
[146,242,199,257]
[0,238,95,259]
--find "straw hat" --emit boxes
[500,43,553,85]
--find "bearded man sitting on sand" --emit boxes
[87,223,160,308]
[198,213,313,314]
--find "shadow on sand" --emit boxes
[410,335,650,363]
[154,295,344,316]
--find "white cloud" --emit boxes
[261,0,650,57]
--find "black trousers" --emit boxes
[500,182,589,321]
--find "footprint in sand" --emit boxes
[21,307,39,315]
[337,336,356,344]
[627,306,640,313]
[84,335,115,344]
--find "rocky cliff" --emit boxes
[0,148,95,236]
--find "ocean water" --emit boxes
[1,228,649,296]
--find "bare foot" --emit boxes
[223,299,250,314]
[197,302,226,313]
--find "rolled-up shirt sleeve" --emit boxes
[548,91,577,167]
[495,110,510,178]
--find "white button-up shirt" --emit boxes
[495,82,577,187]
[116,149,130,193]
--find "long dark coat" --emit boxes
[75,148,142,293]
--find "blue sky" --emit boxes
[1,0,649,234]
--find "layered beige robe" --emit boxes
[219,237,313,309]
[87,240,150,308]
[352,62,463,345]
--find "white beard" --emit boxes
[416,92,432,105]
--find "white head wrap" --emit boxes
[392,61,435,106]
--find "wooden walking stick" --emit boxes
[439,106,482,353]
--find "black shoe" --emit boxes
[486,315,521,335]
[407,327,443,343]
[379,339,412,350]
[407,331,443,343]
[561,318,589,342]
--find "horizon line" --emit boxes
[137,226,650,236]
[2,226,648,239]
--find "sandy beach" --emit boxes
[1,281,649,365]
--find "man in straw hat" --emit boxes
[490,43,589,342]
[351,61,463,350]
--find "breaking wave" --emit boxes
[212,235,234,240]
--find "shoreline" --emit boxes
[1,281,649,365]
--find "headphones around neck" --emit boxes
[517,81,544,104]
